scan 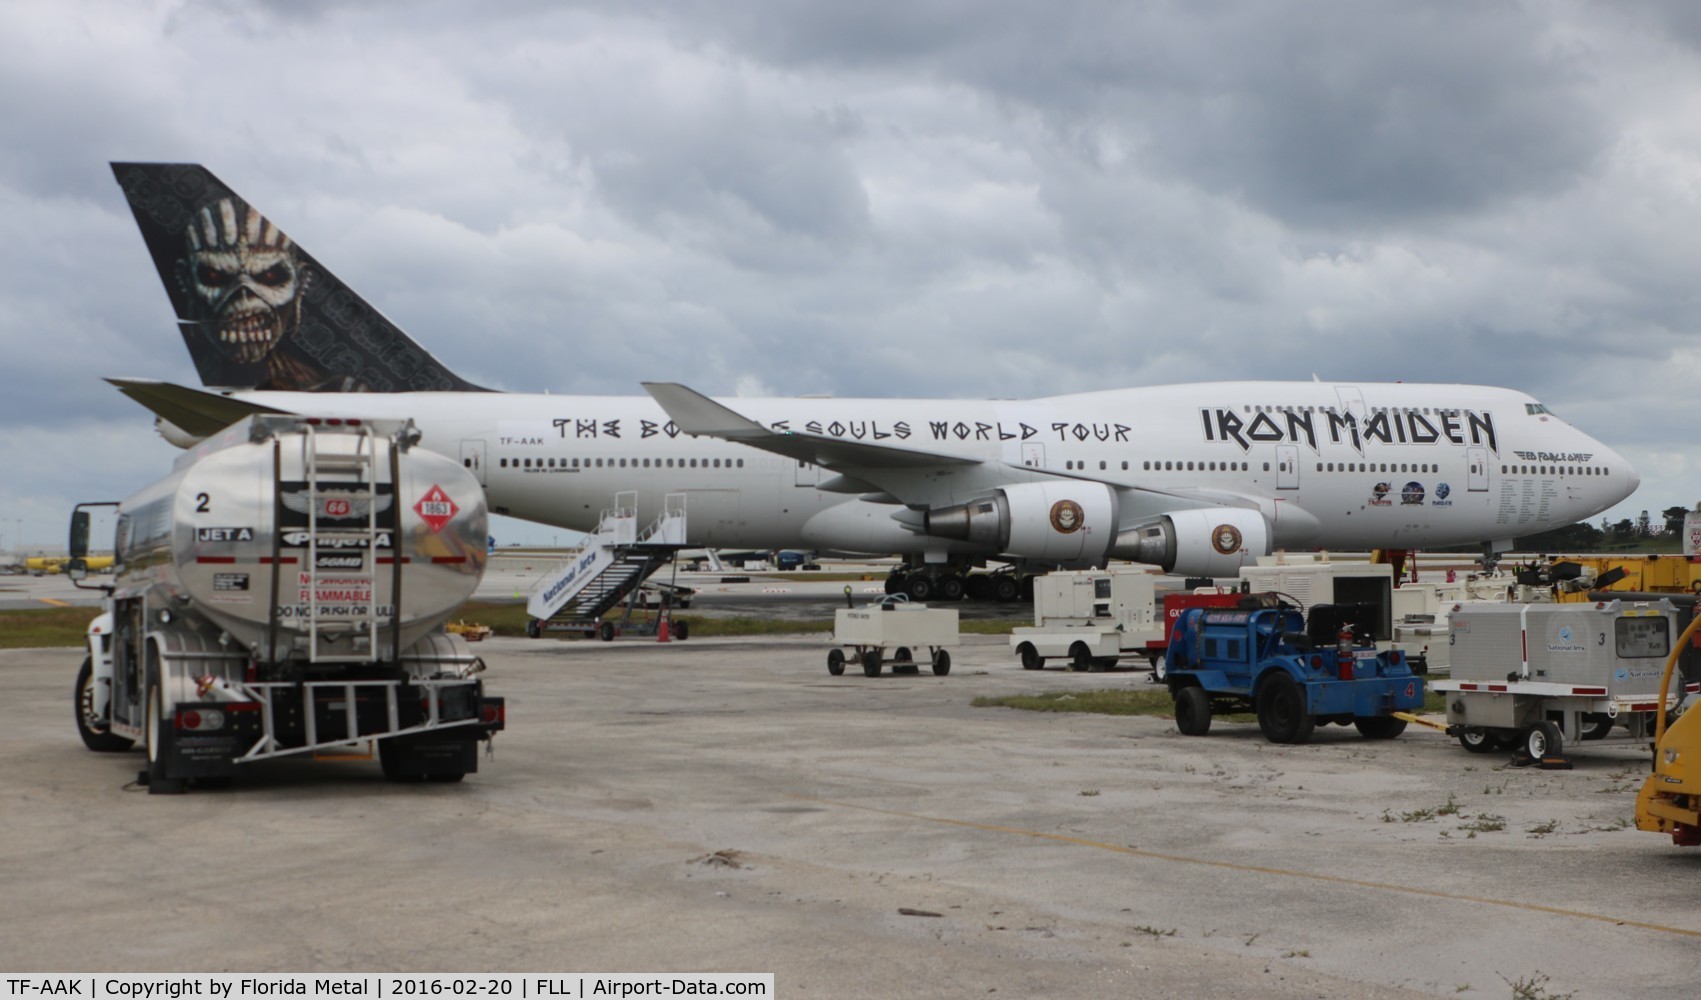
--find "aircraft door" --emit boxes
[460,440,487,486]
[1467,447,1488,492]
[794,459,820,487]
[1276,446,1299,490]
[1022,443,1046,468]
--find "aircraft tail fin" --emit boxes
[110,162,488,393]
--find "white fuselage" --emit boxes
[233,381,1637,557]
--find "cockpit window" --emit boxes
[1525,403,1558,417]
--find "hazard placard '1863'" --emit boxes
[415,484,459,533]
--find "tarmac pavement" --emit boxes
[3,632,1697,997]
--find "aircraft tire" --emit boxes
[907,576,935,601]
[993,576,1022,603]
[75,656,132,753]
[939,576,965,601]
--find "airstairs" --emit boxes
[525,492,688,636]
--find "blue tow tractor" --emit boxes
[1165,599,1427,744]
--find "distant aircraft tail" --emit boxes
[110,162,487,393]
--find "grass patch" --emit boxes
[0,606,102,650]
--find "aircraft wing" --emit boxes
[107,378,291,437]
[642,382,978,470]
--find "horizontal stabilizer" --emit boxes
[106,378,290,438]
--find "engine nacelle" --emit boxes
[924,482,1117,563]
[1110,507,1270,578]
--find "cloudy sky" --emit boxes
[1,0,1697,550]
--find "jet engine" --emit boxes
[923,482,1117,563]
[1109,507,1270,578]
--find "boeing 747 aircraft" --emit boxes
[106,163,1639,597]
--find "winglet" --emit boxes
[641,382,773,439]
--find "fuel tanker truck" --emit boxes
[67,414,504,793]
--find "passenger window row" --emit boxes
[497,457,747,470]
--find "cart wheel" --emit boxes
[1457,728,1500,754]
[1174,685,1211,736]
[599,621,616,642]
[1018,643,1044,671]
[1068,643,1093,672]
[827,649,845,676]
[525,619,542,639]
[894,646,912,665]
[673,620,689,641]
[1354,716,1407,740]
[861,649,883,677]
[1256,673,1315,744]
[1526,721,1563,760]
[931,649,951,676]
[1581,713,1613,740]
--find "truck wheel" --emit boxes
[673,620,689,641]
[993,576,1022,603]
[1018,644,1044,671]
[599,621,616,642]
[1354,716,1407,740]
[1457,728,1500,754]
[861,650,883,677]
[827,649,845,676]
[1174,686,1212,736]
[931,650,951,676]
[144,672,185,795]
[75,656,132,753]
[1256,674,1315,744]
[1069,643,1093,672]
[1526,721,1563,760]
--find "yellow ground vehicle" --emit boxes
[1635,612,1701,845]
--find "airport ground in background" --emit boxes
[3,630,1698,998]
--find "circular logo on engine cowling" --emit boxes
[1049,499,1085,534]
[1211,523,1243,556]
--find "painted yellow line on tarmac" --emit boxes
[35,598,70,607]
[801,795,1701,941]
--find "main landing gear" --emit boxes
[884,568,1032,603]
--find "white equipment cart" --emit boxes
[1432,599,1696,761]
[830,598,959,677]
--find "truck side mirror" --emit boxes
[69,510,90,559]
[65,558,87,581]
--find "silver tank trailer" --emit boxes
[113,414,486,660]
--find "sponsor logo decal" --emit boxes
[315,554,365,570]
[280,487,394,521]
[414,484,459,533]
[1212,524,1243,556]
[1049,499,1085,534]
[1401,481,1425,505]
[1369,482,1392,507]
[1432,482,1453,507]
